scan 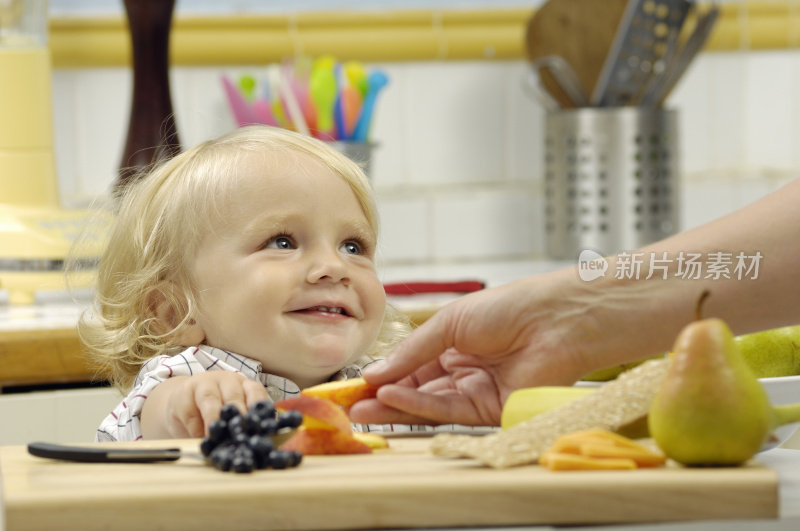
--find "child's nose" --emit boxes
[306,248,350,285]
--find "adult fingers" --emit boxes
[348,397,442,426]
[375,384,488,426]
[363,310,456,386]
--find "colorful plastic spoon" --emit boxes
[353,70,388,143]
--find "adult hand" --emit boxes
[350,271,591,427]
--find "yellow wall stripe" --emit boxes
[48,3,797,69]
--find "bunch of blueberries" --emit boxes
[200,400,304,473]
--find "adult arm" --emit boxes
[350,178,800,426]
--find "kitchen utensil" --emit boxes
[221,74,258,126]
[530,55,588,108]
[28,442,184,463]
[118,0,181,190]
[333,64,347,139]
[544,107,679,259]
[344,60,369,98]
[591,0,693,107]
[353,69,388,143]
[643,4,720,106]
[340,85,362,139]
[27,428,296,464]
[276,65,310,136]
[524,0,629,109]
[522,66,560,111]
[265,64,292,129]
[251,98,278,127]
[237,74,257,101]
[282,59,312,127]
[310,56,338,137]
[635,0,695,105]
[327,140,374,176]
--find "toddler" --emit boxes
[80,126,413,441]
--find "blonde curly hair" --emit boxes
[77,126,410,391]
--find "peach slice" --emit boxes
[281,428,372,455]
[275,395,351,433]
[301,377,379,408]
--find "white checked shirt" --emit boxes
[96,345,458,441]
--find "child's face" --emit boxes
[188,152,386,388]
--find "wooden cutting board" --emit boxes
[0,437,778,530]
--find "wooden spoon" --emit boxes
[524,0,628,108]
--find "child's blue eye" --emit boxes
[341,241,361,255]
[266,236,294,250]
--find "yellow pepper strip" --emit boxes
[540,451,637,471]
[541,428,666,471]
[579,443,667,467]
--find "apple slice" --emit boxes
[301,377,379,408]
[281,428,372,455]
[275,395,351,433]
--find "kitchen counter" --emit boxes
[0,298,94,388]
[0,436,799,530]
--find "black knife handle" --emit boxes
[27,442,181,463]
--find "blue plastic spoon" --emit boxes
[353,70,388,143]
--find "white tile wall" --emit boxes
[51,52,800,274]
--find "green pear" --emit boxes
[734,325,800,378]
[649,317,800,466]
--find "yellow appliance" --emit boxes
[0,0,104,304]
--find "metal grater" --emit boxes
[591,0,693,107]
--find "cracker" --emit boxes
[430,357,670,468]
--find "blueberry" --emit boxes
[200,437,219,457]
[227,415,246,436]
[251,400,276,419]
[207,419,228,442]
[248,434,274,456]
[210,445,234,472]
[220,403,240,421]
[243,412,261,434]
[278,410,303,429]
[257,417,279,435]
[232,445,255,473]
[268,450,292,470]
[288,451,303,467]
[248,435,274,469]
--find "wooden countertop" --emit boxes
[0,436,779,530]
[0,302,97,387]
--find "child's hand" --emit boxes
[141,372,269,439]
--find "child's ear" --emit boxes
[147,281,205,346]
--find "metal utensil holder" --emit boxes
[544,107,679,259]
[329,141,374,177]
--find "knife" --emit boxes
[28,442,185,463]
[28,428,296,464]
